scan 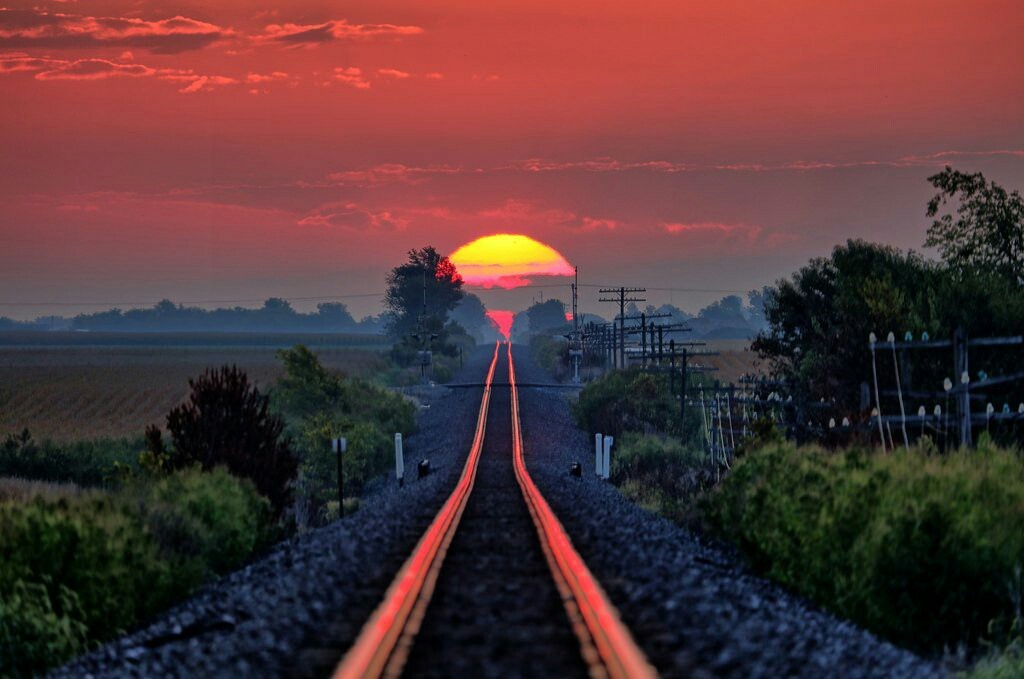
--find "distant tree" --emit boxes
[925,167,1024,283]
[527,299,569,333]
[449,293,495,343]
[149,366,297,518]
[383,246,464,339]
[697,295,745,323]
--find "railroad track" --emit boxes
[334,342,656,678]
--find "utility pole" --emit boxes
[569,267,582,384]
[599,286,645,369]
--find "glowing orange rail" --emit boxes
[334,341,656,678]
[333,342,499,679]
[507,342,658,679]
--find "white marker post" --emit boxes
[595,433,604,477]
[395,433,404,487]
[333,437,347,514]
[602,435,613,480]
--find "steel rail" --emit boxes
[334,341,656,678]
[507,342,657,679]
[333,342,499,679]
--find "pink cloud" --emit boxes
[297,202,408,230]
[246,71,290,83]
[424,72,444,80]
[333,66,369,89]
[176,74,238,94]
[259,19,422,45]
[327,163,462,186]
[34,58,154,80]
[377,67,410,78]
[0,9,227,53]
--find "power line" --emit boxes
[0,282,750,309]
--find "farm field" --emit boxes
[698,339,762,383]
[0,337,392,441]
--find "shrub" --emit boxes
[0,580,87,679]
[150,365,298,518]
[574,368,705,441]
[703,439,1024,653]
[273,346,415,524]
[133,468,273,578]
[610,433,712,522]
[0,468,272,676]
[0,430,140,487]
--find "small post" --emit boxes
[395,433,404,487]
[333,437,347,515]
[602,435,613,480]
[595,433,604,476]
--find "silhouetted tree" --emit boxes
[383,246,464,339]
[926,167,1024,283]
[527,299,569,333]
[150,366,297,518]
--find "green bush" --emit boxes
[703,439,1024,653]
[0,430,140,487]
[0,468,271,676]
[574,368,705,442]
[0,579,88,679]
[273,345,415,524]
[294,414,392,520]
[530,334,569,380]
[610,434,711,522]
[133,468,273,578]
[149,365,297,519]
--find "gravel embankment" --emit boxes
[52,347,498,679]
[511,345,944,679]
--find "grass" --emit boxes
[0,345,394,440]
[0,477,83,504]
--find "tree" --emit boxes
[449,293,497,343]
[925,167,1024,283]
[150,366,298,519]
[753,239,1024,429]
[383,246,464,339]
[526,299,569,333]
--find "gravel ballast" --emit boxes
[510,344,943,678]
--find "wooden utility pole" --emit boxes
[599,287,646,369]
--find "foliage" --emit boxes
[272,346,416,525]
[69,297,375,333]
[148,365,298,519]
[0,430,140,487]
[925,167,1024,283]
[450,293,499,344]
[383,246,464,339]
[527,299,570,334]
[702,439,1024,653]
[573,368,705,442]
[0,468,270,677]
[610,433,712,522]
[752,239,1024,434]
[529,334,570,380]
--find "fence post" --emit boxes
[953,326,972,448]
[395,433,404,487]
[595,433,604,477]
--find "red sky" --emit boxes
[2,0,1023,319]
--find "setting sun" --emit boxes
[449,234,574,289]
